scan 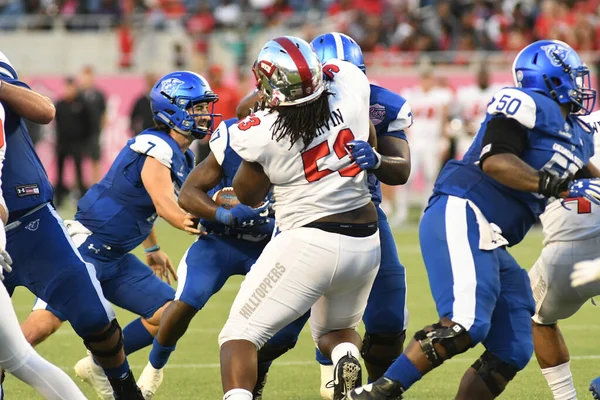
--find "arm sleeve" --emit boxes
[479,116,528,165]
[208,120,230,166]
[383,101,412,140]
[129,134,174,168]
[228,115,270,164]
[486,88,537,129]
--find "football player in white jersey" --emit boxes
[454,64,502,159]
[393,66,451,226]
[218,36,381,400]
[0,68,86,399]
[529,110,600,400]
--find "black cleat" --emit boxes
[252,361,272,400]
[348,377,404,400]
[327,352,362,400]
[109,371,145,400]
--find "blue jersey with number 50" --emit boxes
[75,128,195,254]
[433,87,595,245]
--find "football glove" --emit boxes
[0,249,12,281]
[565,178,600,205]
[216,202,271,227]
[571,258,600,287]
[347,140,381,171]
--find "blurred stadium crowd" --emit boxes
[2,0,600,54]
[7,0,600,221]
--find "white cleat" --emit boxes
[74,354,114,400]
[320,364,334,400]
[137,362,163,400]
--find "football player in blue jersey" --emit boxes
[135,117,274,399]
[233,32,413,400]
[0,52,88,400]
[13,71,217,399]
[349,40,600,399]
[0,53,146,399]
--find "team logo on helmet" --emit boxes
[541,44,571,67]
[257,60,276,79]
[369,104,387,125]
[160,77,185,97]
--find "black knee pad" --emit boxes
[361,331,406,366]
[257,342,297,364]
[471,351,519,397]
[414,322,470,368]
[83,319,124,358]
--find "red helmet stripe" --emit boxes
[273,37,313,96]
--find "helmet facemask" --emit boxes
[542,49,596,115]
[160,91,220,140]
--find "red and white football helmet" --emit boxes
[252,36,325,107]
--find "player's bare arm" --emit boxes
[480,116,583,199]
[582,162,600,178]
[0,80,54,124]
[141,156,201,234]
[232,160,271,206]
[481,153,540,192]
[373,135,410,185]
[142,227,177,284]
[367,120,377,148]
[142,226,160,251]
[236,89,261,120]
[178,152,224,220]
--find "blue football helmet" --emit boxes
[512,40,596,114]
[151,71,220,139]
[310,32,366,73]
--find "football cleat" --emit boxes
[327,352,362,400]
[74,354,115,400]
[320,364,334,400]
[348,377,404,400]
[137,362,164,400]
[590,376,600,399]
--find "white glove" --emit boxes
[571,259,600,288]
[0,249,12,281]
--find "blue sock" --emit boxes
[384,354,422,390]
[103,359,131,380]
[123,318,155,355]
[149,338,176,369]
[315,347,333,366]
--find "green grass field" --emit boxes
[4,217,600,399]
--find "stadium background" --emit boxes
[3,0,600,399]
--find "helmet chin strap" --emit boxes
[542,74,559,102]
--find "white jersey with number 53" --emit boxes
[229,59,371,232]
[540,110,600,245]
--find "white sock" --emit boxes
[10,352,86,400]
[223,388,253,400]
[331,342,360,366]
[541,361,577,400]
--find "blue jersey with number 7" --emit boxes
[433,87,595,246]
[75,128,195,254]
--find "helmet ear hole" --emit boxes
[551,77,562,86]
